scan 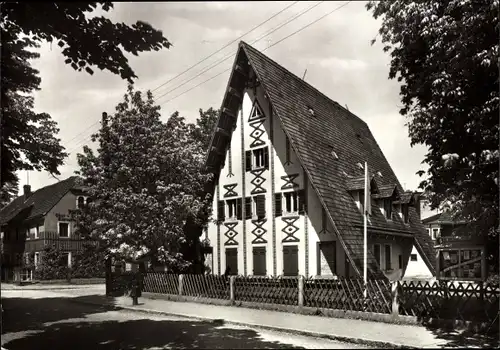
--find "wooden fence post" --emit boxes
[178,274,184,296]
[391,281,399,319]
[298,276,304,307]
[230,276,235,305]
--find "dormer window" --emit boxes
[402,204,409,224]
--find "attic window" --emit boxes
[357,162,364,170]
[307,106,315,117]
[331,151,339,160]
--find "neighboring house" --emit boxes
[422,212,486,281]
[0,176,89,282]
[203,41,436,281]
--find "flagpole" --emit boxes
[363,162,368,299]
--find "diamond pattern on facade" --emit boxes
[250,169,267,194]
[223,183,238,198]
[251,219,268,244]
[224,222,239,246]
[281,174,299,190]
[249,119,266,148]
[282,216,300,243]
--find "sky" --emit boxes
[18,1,434,216]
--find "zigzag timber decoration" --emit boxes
[280,174,299,190]
[249,119,266,148]
[248,100,265,122]
[227,146,234,177]
[282,216,300,243]
[251,219,268,244]
[223,183,238,198]
[250,168,267,195]
[224,222,238,246]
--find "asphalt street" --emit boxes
[1,288,368,349]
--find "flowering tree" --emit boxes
[367,0,499,277]
[74,85,213,271]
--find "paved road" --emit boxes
[1,288,368,349]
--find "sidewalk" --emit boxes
[67,292,450,349]
[1,283,104,291]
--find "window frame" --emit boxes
[225,199,238,222]
[410,254,418,261]
[58,221,71,238]
[25,228,30,241]
[384,244,392,271]
[282,191,299,216]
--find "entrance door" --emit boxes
[283,245,298,276]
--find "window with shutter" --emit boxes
[245,197,252,219]
[275,193,282,217]
[373,244,381,267]
[225,248,238,275]
[226,199,237,221]
[255,195,266,220]
[252,148,265,169]
[252,247,266,275]
[298,189,306,215]
[217,200,225,221]
[263,147,269,169]
[283,192,299,216]
[245,150,252,172]
[236,198,243,220]
[385,244,392,270]
[283,245,299,276]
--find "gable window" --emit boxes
[373,244,381,267]
[275,190,306,217]
[58,222,70,238]
[245,147,269,171]
[410,254,418,261]
[284,192,299,215]
[384,199,392,220]
[384,244,392,270]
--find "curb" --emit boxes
[67,297,414,349]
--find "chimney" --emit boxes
[23,185,32,200]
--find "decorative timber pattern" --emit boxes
[249,119,266,148]
[251,219,268,244]
[280,174,299,190]
[248,100,265,122]
[216,185,221,273]
[282,216,300,243]
[240,106,247,275]
[250,169,267,194]
[227,147,234,177]
[223,183,238,198]
[224,222,238,246]
[285,136,292,166]
[270,106,277,276]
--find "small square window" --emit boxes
[410,254,418,261]
[59,222,70,238]
[226,200,237,221]
[253,148,265,168]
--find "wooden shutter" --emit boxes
[217,200,225,221]
[236,198,243,220]
[253,247,266,276]
[283,245,299,276]
[255,195,266,220]
[245,150,252,172]
[263,147,269,169]
[275,193,282,217]
[298,189,306,215]
[225,248,238,275]
[245,197,252,219]
[385,245,391,270]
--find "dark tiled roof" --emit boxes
[345,175,380,193]
[0,176,79,225]
[421,211,465,225]
[208,41,436,278]
[373,184,398,199]
[394,191,414,205]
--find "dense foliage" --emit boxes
[74,84,217,272]
[367,0,499,275]
[0,2,171,203]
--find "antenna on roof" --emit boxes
[302,69,308,81]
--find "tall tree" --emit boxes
[189,108,219,152]
[366,1,499,276]
[1,3,171,192]
[74,85,213,271]
[0,179,19,208]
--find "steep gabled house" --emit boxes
[203,41,436,280]
[0,176,90,281]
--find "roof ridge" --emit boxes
[28,175,78,197]
[239,41,369,128]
